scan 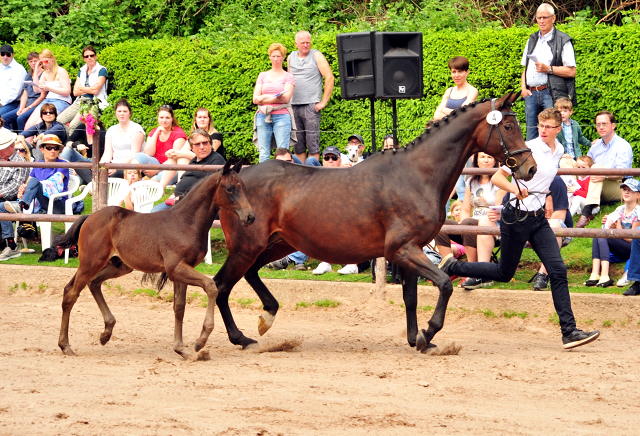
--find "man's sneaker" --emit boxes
[4,201,23,213]
[338,264,358,275]
[617,271,632,287]
[265,256,291,270]
[313,261,332,275]
[461,277,494,290]
[562,329,600,349]
[293,263,306,271]
[622,282,640,296]
[530,272,549,291]
[0,246,21,261]
[438,253,458,276]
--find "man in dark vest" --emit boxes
[520,3,576,141]
[287,31,334,164]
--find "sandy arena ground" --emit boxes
[1,264,640,435]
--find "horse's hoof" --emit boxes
[99,333,111,345]
[258,312,275,336]
[242,340,259,350]
[187,349,210,362]
[60,345,76,356]
[415,330,428,352]
[420,343,438,354]
[175,348,192,360]
[194,340,205,352]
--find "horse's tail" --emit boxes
[141,272,170,291]
[53,215,91,249]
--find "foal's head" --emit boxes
[216,161,255,226]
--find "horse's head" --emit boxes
[217,161,255,227]
[474,92,536,181]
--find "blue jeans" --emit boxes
[20,177,64,214]
[0,101,21,131]
[304,157,322,167]
[524,88,553,140]
[133,152,178,185]
[60,147,92,184]
[628,239,640,282]
[151,202,171,213]
[16,107,37,132]
[448,206,577,335]
[33,98,71,117]
[0,202,16,239]
[256,112,292,163]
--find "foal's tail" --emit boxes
[54,214,91,249]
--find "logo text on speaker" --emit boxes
[399,86,405,94]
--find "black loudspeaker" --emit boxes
[337,32,375,100]
[373,32,423,99]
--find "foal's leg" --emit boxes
[398,268,419,348]
[390,244,454,352]
[172,282,190,358]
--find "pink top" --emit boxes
[257,71,295,115]
[148,126,187,163]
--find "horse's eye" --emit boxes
[226,186,234,193]
[504,123,513,131]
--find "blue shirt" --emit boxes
[561,120,574,158]
[587,133,633,169]
[30,158,70,192]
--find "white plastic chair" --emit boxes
[63,178,130,263]
[128,180,163,213]
[39,174,81,251]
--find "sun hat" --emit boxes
[0,127,17,151]
[40,134,63,147]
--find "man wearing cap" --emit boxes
[288,31,334,164]
[575,110,633,228]
[0,44,27,124]
[342,134,368,167]
[0,126,30,260]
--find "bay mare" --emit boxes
[54,161,255,358]
[216,93,536,352]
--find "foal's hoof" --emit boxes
[420,343,438,354]
[59,345,76,356]
[415,330,428,352]
[258,312,275,336]
[99,332,112,346]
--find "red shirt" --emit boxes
[574,176,589,198]
[148,127,187,163]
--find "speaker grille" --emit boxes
[382,58,420,97]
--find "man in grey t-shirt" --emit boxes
[287,31,334,164]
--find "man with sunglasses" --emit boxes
[520,3,576,140]
[0,44,27,126]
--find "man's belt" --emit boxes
[527,84,547,91]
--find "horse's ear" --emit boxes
[222,159,233,175]
[497,91,518,109]
[232,160,243,174]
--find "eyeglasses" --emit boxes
[41,111,56,116]
[41,59,51,64]
[324,155,339,161]
[83,53,96,59]
[42,145,60,151]
[160,104,173,110]
[536,15,554,21]
[537,124,560,130]
[15,148,26,153]
[0,52,12,57]
[595,123,612,128]
[192,141,209,147]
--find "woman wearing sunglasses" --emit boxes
[22,49,72,132]
[57,46,108,136]
[17,103,67,161]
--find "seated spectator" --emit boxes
[0,44,27,130]
[122,169,143,210]
[101,98,145,179]
[18,103,67,161]
[60,120,106,185]
[57,45,109,136]
[584,179,640,288]
[342,134,366,166]
[622,231,640,296]
[0,125,30,261]
[560,155,593,217]
[150,129,225,212]
[252,43,296,163]
[192,108,225,158]
[5,134,69,217]
[382,134,395,150]
[555,97,591,160]
[446,200,466,259]
[132,105,187,188]
[435,152,503,289]
[22,49,72,131]
[3,51,43,132]
[576,111,633,228]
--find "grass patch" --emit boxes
[236,298,256,308]
[418,305,434,311]
[313,299,340,308]
[481,309,497,318]
[132,288,158,298]
[295,301,311,309]
[8,284,18,293]
[503,310,528,319]
[603,319,613,327]
[549,313,560,325]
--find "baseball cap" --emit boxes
[40,134,63,147]
[323,146,341,156]
[348,134,364,144]
[0,44,14,54]
[620,178,640,192]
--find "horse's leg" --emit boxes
[390,244,454,352]
[172,282,189,358]
[86,258,134,346]
[398,267,419,348]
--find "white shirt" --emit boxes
[502,136,564,211]
[587,133,633,169]
[466,178,500,218]
[106,122,145,163]
[0,58,27,106]
[521,29,576,87]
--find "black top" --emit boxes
[174,150,226,197]
[67,124,106,159]
[211,132,225,159]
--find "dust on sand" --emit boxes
[1,264,640,435]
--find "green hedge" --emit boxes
[9,23,640,165]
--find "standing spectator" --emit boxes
[554,97,591,159]
[287,31,334,164]
[576,110,633,228]
[0,44,27,127]
[433,56,478,120]
[623,237,640,296]
[191,108,225,158]
[132,105,187,188]
[23,49,72,130]
[252,43,296,163]
[57,45,109,136]
[101,98,145,178]
[3,52,43,132]
[521,3,576,140]
[0,125,30,260]
[17,104,67,161]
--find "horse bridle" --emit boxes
[482,98,532,174]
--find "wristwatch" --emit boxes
[549,66,553,75]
